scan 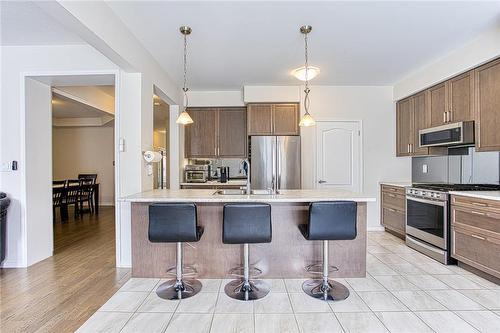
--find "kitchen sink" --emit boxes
[213,189,280,195]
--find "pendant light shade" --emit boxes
[292,66,320,81]
[298,25,316,127]
[176,25,194,125]
[176,110,193,124]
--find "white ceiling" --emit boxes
[0,1,84,46]
[107,1,500,89]
[52,86,115,119]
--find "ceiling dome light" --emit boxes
[292,66,320,81]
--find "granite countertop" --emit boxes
[449,191,500,202]
[379,181,413,188]
[180,180,247,186]
[120,189,376,203]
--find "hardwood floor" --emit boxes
[0,206,130,333]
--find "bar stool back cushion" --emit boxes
[149,203,202,243]
[223,203,272,244]
[300,201,357,240]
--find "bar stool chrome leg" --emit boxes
[302,240,350,301]
[224,243,270,301]
[156,242,202,300]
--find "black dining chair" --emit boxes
[52,186,65,222]
[78,174,97,183]
[65,179,81,218]
[79,178,94,214]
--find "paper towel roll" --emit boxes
[143,151,162,163]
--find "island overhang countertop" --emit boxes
[120,189,376,203]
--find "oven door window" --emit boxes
[407,199,444,238]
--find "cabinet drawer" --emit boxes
[452,195,500,214]
[452,227,500,278]
[382,207,405,234]
[382,192,405,211]
[381,185,406,195]
[452,206,500,238]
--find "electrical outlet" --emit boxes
[422,164,428,174]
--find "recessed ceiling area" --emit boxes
[0,1,84,46]
[107,1,500,90]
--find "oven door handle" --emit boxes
[406,196,447,207]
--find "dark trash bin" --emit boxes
[0,192,10,265]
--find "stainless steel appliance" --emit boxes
[250,136,301,192]
[184,164,210,183]
[419,121,474,148]
[406,183,500,264]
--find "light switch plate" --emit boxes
[422,164,428,173]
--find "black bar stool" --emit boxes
[223,203,272,301]
[149,203,204,300]
[298,201,357,301]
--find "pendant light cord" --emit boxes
[303,30,311,115]
[183,32,189,110]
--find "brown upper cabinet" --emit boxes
[474,58,500,152]
[184,107,247,158]
[396,92,429,156]
[427,71,474,127]
[247,103,299,135]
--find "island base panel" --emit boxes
[131,202,367,278]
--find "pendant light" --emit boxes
[298,25,316,127]
[176,26,194,125]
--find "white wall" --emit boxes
[52,126,115,205]
[300,86,411,229]
[394,23,500,100]
[189,91,244,107]
[24,78,53,266]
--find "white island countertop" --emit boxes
[449,191,500,202]
[121,189,376,203]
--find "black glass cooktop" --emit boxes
[412,183,500,192]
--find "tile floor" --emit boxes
[77,231,500,333]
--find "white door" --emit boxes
[316,121,361,192]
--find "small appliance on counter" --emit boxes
[219,166,229,183]
[184,164,211,183]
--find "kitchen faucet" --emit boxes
[242,159,251,194]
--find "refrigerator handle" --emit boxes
[272,137,276,192]
[277,143,281,190]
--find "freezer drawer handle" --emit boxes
[318,180,326,184]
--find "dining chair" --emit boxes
[65,179,81,218]
[78,174,97,184]
[79,178,94,214]
[52,186,65,222]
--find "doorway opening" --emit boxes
[153,94,170,189]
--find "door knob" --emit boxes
[318,180,326,184]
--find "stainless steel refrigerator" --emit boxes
[250,136,301,191]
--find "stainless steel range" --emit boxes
[406,183,500,264]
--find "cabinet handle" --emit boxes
[447,110,451,123]
[470,210,486,216]
[470,234,486,241]
[471,202,488,207]
[388,194,396,198]
[387,208,397,213]
[443,112,446,123]
[410,143,413,153]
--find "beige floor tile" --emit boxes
[165,313,213,333]
[255,314,299,333]
[120,278,161,292]
[367,262,399,276]
[456,310,500,333]
[120,312,172,333]
[254,292,293,313]
[433,274,485,289]
[426,289,484,310]
[214,292,253,313]
[414,262,456,275]
[261,278,287,292]
[295,313,344,333]
[136,293,179,313]
[459,289,500,309]
[210,313,254,333]
[288,292,332,313]
[175,292,218,313]
[373,275,419,291]
[99,291,149,312]
[199,279,222,292]
[367,245,393,254]
[389,263,426,275]
[284,279,307,293]
[357,291,408,311]
[76,312,133,333]
[375,311,433,333]
[445,265,475,275]
[329,291,371,313]
[345,276,386,292]
[415,311,478,333]
[463,274,500,289]
[403,274,450,290]
[373,253,410,265]
[336,312,389,333]
[391,290,446,311]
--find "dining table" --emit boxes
[54,182,100,221]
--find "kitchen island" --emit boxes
[122,189,375,278]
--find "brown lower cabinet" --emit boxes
[451,195,500,279]
[380,185,406,238]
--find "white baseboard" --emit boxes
[1,259,26,268]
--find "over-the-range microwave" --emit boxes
[419,121,474,148]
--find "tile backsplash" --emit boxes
[188,158,247,179]
[412,148,500,184]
